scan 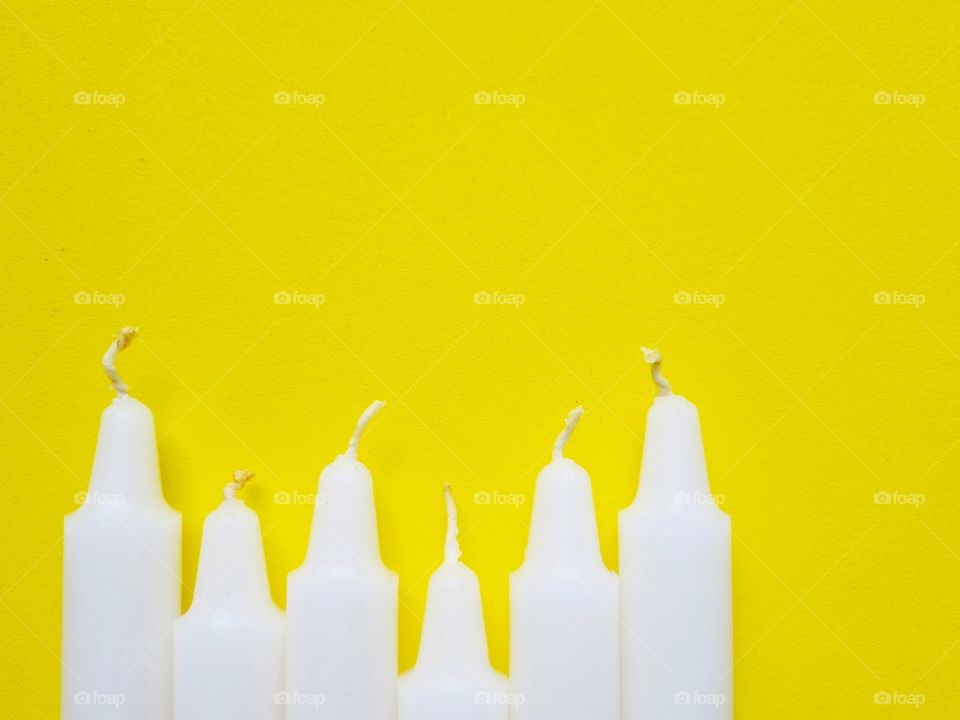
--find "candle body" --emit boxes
[62,397,181,720]
[286,454,397,720]
[620,394,732,719]
[510,457,620,720]
[174,498,284,720]
[399,561,508,720]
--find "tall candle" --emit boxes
[510,406,620,720]
[399,485,508,720]
[62,328,181,719]
[174,470,284,720]
[286,401,397,719]
[620,349,732,719]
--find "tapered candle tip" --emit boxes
[641,346,672,396]
[553,405,584,460]
[443,483,461,564]
[224,469,254,499]
[346,400,386,458]
[102,327,139,397]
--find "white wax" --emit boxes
[174,489,284,720]
[286,404,397,720]
[399,487,508,720]
[510,409,620,720]
[620,392,732,719]
[62,395,181,719]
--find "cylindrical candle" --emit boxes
[62,328,181,719]
[174,470,284,720]
[399,485,508,720]
[620,349,732,719]
[285,401,397,719]
[510,406,620,720]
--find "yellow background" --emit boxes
[2,1,960,717]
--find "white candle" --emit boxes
[620,349,732,719]
[286,401,397,719]
[399,485,508,720]
[510,406,620,720]
[62,328,181,719]
[174,470,284,720]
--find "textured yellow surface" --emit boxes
[2,1,960,717]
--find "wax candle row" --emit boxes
[62,329,732,720]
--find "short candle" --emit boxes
[510,406,620,720]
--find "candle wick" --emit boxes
[553,405,584,460]
[224,469,254,500]
[102,327,139,398]
[443,483,461,564]
[641,346,672,396]
[345,400,386,458]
